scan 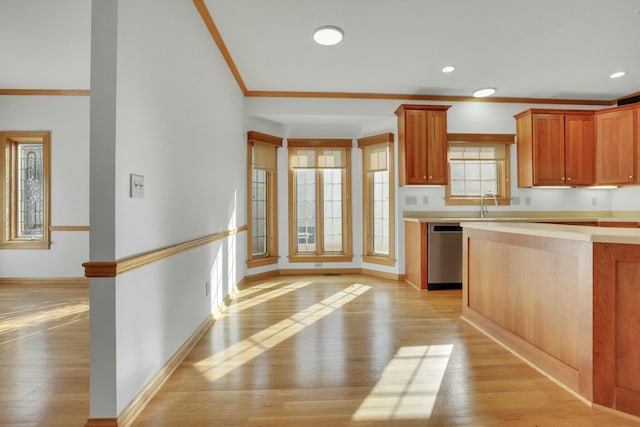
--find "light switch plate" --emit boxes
[130,174,144,198]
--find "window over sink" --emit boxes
[445,133,514,206]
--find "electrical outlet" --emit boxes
[314,263,323,268]
[405,196,417,205]
[525,196,531,206]
[592,197,598,206]
[511,196,520,205]
[205,280,211,296]
[422,196,429,205]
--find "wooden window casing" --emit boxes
[288,139,353,263]
[1,131,51,249]
[247,131,282,268]
[445,133,513,206]
[358,133,395,267]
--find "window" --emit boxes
[358,133,395,266]
[445,133,514,206]
[1,131,51,249]
[247,131,282,268]
[288,139,352,262]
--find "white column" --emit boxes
[88,0,119,418]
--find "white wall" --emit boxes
[611,186,640,211]
[0,95,90,277]
[89,0,246,417]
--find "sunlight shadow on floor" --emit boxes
[352,344,454,421]
[194,284,371,383]
[227,281,313,314]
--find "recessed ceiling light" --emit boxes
[313,26,344,46]
[472,88,496,98]
[609,71,626,79]
[442,66,456,73]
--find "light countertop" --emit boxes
[403,210,640,225]
[463,221,640,245]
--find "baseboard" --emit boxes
[85,277,244,427]
[246,268,404,282]
[113,314,215,427]
[279,268,361,276]
[360,268,403,281]
[245,269,279,283]
[84,418,118,427]
[0,277,88,287]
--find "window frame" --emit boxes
[445,133,514,206]
[247,131,282,268]
[1,131,51,249]
[287,139,353,263]
[358,133,395,267]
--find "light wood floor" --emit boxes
[0,284,89,427]
[133,275,640,427]
[1,276,639,426]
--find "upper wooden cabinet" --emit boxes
[515,109,595,187]
[595,105,636,185]
[395,104,450,186]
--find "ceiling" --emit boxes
[205,0,640,102]
[0,0,638,104]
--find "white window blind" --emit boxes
[291,148,346,169]
[253,142,277,171]
[364,144,388,172]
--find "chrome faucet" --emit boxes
[480,192,498,218]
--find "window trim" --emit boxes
[1,131,51,249]
[445,133,514,206]
[287,139,353,263]
[247,131,282,269]
[358,133,395,267]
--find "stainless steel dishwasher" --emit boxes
[427,222,463,290]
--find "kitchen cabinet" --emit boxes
[515,109,595,187]
[404,220,427,289]
[595,106,636,185]
[594,242,640,417]
[395,104,450,186]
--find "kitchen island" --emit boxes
[462,221,640,417]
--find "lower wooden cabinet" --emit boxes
[404,221,427,289]
[593,243,640,416]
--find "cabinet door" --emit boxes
[404,110,428,184]
[516,114,534,188]
[565,114,595,185]
[636,108,640,184]
[596,109,635,184]
[425,110,448,184]
[532,114,566,185]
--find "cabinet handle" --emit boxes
[561,177,565,180]
[423,176,427,180]
[429,175,433,179]
[630,175,634,180]
[567,177,571,181]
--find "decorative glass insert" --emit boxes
[449,145,502,197]
[17,144,44,238]
[251,168,267,256]
[296,169,316,253]
[322,169,343,252]
[372,170,390,255]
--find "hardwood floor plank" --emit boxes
[1,275,639,426]
[0,285,89,427]
[132,275,640,427]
